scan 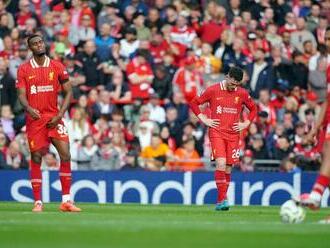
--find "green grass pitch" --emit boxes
[0,202,329,248]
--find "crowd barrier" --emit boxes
[0,171,329,206]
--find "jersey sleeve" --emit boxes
[16,66,26,89]
[243,90,257,122]
[57,62,69,84]
[189,86,213,116]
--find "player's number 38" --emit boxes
[232,149,240,159]
[57,124,68,135]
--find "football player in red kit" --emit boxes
[16,34,81,212]
[190,67,257,210]
[301,27,330,223]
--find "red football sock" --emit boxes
[312,174,330,196]
[225,173,231,197]
[30,160,42,201]
[60,161,72,195]
[215,170,226,203]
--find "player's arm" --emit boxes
[233,92,257,132]
[16,67,40,120]
[189,87,219,128]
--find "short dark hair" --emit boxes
[27,34,43,46]
[228,67,243,82]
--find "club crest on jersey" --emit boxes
[49,71,54,81]
[234,96,240,104]
[30,85,37,94]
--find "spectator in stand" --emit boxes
[91,90,113,122]
[140,133,171,171]
[0,105,14,140]
[257,89,277,127]
[246,48,273,99]
[152,64,172,101]
[16,0,40,31]
[273,135,292,161]
[97,3,120,31]
[240,149,255,172]
[314,15,328,45]
[147,93,166,124]
[126,49,154,99]
[170,14,196,48]
[280,30,294,60]
[165,91,189,123]
[95,23,115,62]
[0,58,16,109]
[298,91,321,123]
[42,152,59,171]
[0,130,8,152]
[290,50,308,90]
[8,43,29,80]
[119,27,140,60]
[67,107,91,144]
[171,138,203,172]
[162,107,182,146]
[159,125,176,152]
[106,68,132,104]
[69,14,96,47]
[249,133,269,160]
[76,135,98,170]
[3,140,28,169]
[306,2,321,32]
[222,37,248,73]
[291,17,316,53]
[133,12,151,41]
[308,56,328,102]
[281,156,302,174]
[14,125,30,162]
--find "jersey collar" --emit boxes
[30,56,50,68]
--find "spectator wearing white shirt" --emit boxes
[119,27,140,60]
[148,93,166,124]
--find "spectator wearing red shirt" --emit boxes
[149,32,169,64]
[258,89,277,127]
[16,0,40,31]
[126,49,154,99]
[170,15,196,48]
[172,55,203,102]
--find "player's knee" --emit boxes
[31,153,42,164]
[216,158,226,170]
[60,153,71,162]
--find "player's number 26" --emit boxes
[231,149,240,159]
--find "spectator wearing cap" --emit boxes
[62,54,86,100]
[133,12,151,41]
[289,50,308,89]
[240,149,255,172]
[119,26,140,60]
[75,40,103,88]
[291,17,317,53]
[308,56,327,102]
[298,91,321,123]
[0,58,15,109]
[246,48,273,99]
[170,15,196,48]
[147,93,166,124]
[172,55,203,102]
[95,23,115,62]
[126,49,154,99]
[9,43,28,80]
[121,150,143,170]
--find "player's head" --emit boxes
[27,34,46,56]
[226,66,243,91]
[325,26,330,53]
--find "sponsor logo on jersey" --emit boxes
[49,71,54,81]
[30,85,54,94]
[216,105,238,114]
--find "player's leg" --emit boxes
[211,137,228,210]
[301,140,330,210]
[50,136,81,212]
[224,139,240,199]
[30,150,44,212]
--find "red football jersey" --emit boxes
[190,81,257,140]
[324,65,330,124]
[16,56,69,122]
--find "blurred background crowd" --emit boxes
[0,0,329,173]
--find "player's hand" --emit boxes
[202,117,220,128]
[233,120,250,132]
[46,115,61,129]
[26,106,41,120]
[304,129,317,144]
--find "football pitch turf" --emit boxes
[0,203,329,248]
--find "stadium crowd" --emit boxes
[0,0,329,173]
